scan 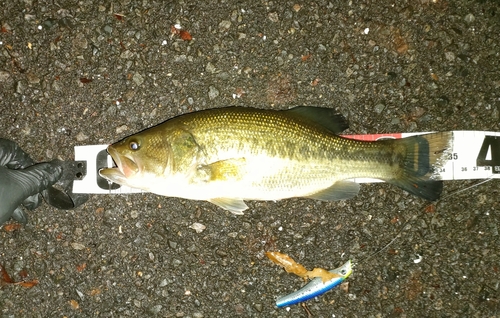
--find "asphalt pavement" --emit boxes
[1,0,499,317]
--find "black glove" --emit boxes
[0,139,63,225]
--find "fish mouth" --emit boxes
[99,146,139,184]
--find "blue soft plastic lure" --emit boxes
[275,260,352,308]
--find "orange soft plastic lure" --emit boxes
[265,251,342,282]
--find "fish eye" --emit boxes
[129,140,140,151]
[340,269,346,275]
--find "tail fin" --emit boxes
[386,132,453,201]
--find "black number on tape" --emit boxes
[476,135,500,174]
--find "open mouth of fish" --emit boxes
[99,146,139,183]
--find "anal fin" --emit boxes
[208,198,248,215]
[305,180,360,201]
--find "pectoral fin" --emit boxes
[306,180,360,201]
[208,198,248,215]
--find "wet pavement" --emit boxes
[1,0,499,317]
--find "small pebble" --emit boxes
[27,72,40,84]
[76,132,89,141]
[186,244,198,253]
[172,259,182,267]
[189,223,206,233]
[374,104,385,114]
[120,50,134,59]
[444,51,455,62]
[234,304,245,314]
[268,12,279,23]
[71,242,86,250]
[0,71,10,82]
[115,125,128,134]
[76,289,85,300]
[208,86,219,100]
[464,13,475,23]
[205,62,216,73]
[133,73,144,86]
[218,20,231,30]
[254,303,263,312]
[150,305,162,314]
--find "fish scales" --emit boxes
[176,109,377,192]
[175,109,342,197]
[100,106,452,214]
[180,108,394,172]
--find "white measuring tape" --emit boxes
[72,130,499,194]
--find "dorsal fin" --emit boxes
[285,106,349,134]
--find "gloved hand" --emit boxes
[0,138,63,226]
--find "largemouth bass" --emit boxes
[99,107,452,214]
